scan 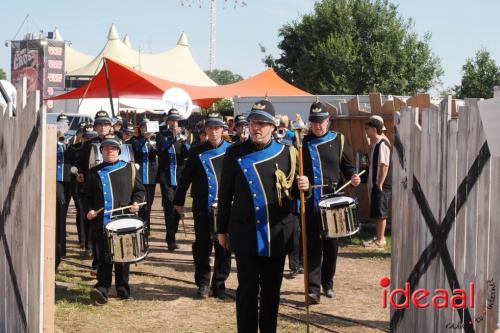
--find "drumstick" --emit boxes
[334,170,366,194]
[104,202,147,214]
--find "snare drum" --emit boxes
[318,194,360,238]
[210,200,218,240]
[89,143,135,168]
[105,215,149,263]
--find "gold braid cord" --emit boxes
[275,146,298,207]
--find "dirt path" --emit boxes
[55,190,390,332]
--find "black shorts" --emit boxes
[370,187,391,219]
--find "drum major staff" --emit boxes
[173,112,232,299]
[82,135,146,305]
[303,101,360,304]
[216,100,310,333]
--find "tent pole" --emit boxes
[103,59,116,118]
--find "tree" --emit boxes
[0,68,6,80]
[454,49,500,99]
[261,0,442,95]
[204,69,243,85]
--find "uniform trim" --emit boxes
[97,160,128,225]
[307,131,337,206]
[199,141,230,210]
[237,140,284,257]
[56,142,64,182]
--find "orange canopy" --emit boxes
[50,58,310,108]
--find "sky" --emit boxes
[1,0,500,94]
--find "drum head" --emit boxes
[318,195,355,208]
[106,217,144,231]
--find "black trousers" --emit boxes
[56,182,72,267]
[287,215,302,270]
[235,254,286,333]
[307,208,338,296]
[160,183,180,245]
[192,199,231,291]
[139,184,156,230]
[92,226,130,297]
[70,180,86,246]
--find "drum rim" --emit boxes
[318,193,357,207]
[106,215,144,231]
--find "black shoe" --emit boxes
[117,289,130,300]
[167,243,180,252]
[289,268,300,278]
[213,290,227,300]
[196,285,210,299]
[308,293,320,305]
[90,288,108,306]
[324,288,335,299]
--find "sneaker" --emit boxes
[196,285,210,299]
[90,288,108,306]
[363,238,386,248]
[289,268,302,278]
[308,293,320,305]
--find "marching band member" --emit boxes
[112,116,124,140]
[122,120,136,144]
[82,135,145,304]
[55,113,71,269]
[76,110,115,272]
[216,100,310,332]
[173,112,232,299]
[231,114,249,143]
[132,117,159,232]
[157,108,190,251]
[303,101,360,303]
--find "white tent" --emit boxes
[61,24,217,87]
[53,28,94,74]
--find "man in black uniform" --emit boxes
[132,117,158,231]
[55,113,72,268]
[76,110,115,270]
[82,135,145,305]
[231,114,249,143]
[157,108,190,251]
[122,120,135,143]
[173,112,232,299]
[217,100,310,333]
[303,101,360,303]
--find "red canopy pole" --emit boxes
[103,59,116,118]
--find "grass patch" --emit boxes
[338,224,392,257]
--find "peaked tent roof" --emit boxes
[63,24,216,87]
[53,28,95,73]
[49,58,310,108]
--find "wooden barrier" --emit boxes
[0,88,56,332]
[390,97,500,332]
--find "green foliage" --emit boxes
[205,69,243,85]
[261,0,442,95]
[210,98,234,116]
[454,49,500,99]
[0,68,6,80]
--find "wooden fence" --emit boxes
[390,97,500,332]
[0,86,56,332]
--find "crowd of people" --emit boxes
[54,99,392,332]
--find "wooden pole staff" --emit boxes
[292,115,310,333]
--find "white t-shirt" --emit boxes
[368,136,391,199]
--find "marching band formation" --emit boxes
[54,98,391,333]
